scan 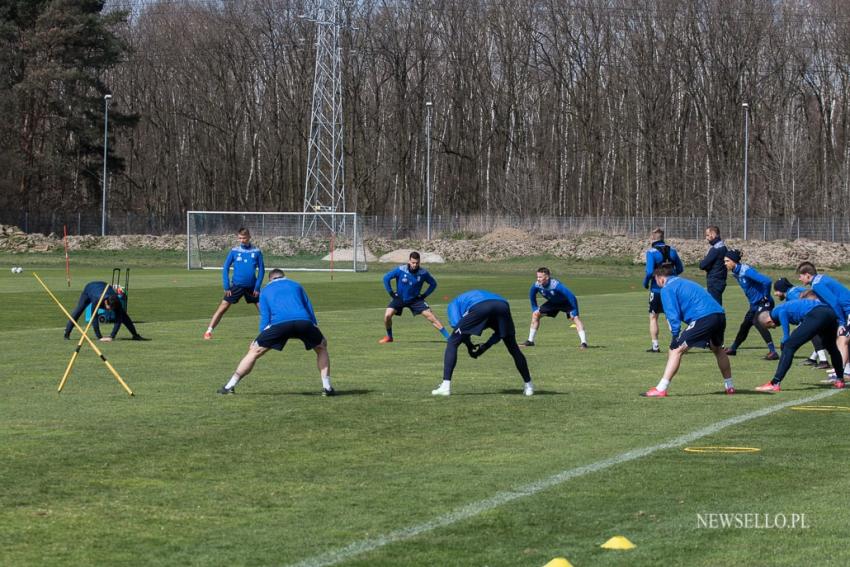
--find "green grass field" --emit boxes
[1,251,849,566]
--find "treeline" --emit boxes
[3,0,850,229]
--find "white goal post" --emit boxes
[186,211,368,272]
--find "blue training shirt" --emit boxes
[785,286,807,302]
[660,276,724,338]
[811,273,850,324]
[529,278,578,316]
[770,298,823,343]
[447,290,508,329]
[223,243,265,292]
[731,263,772,308]
[258,277,317,330]
[382,264,437,302]
[644,240,684,291]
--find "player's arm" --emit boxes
[643,253,656,289]
[661,287,682,339]
[258,293,271,330]
[562,287,579,317]
[447,300,461,329]
[420,273,437,299]
[382,269,398,297]
[751,269,772,298]
[301,286,318,325]
[698,247,716,271]
[778,309,792,345]
[254,251,265,293]
[813,283,843,325]
[673,250,684,275]
[222,251,235,290]
[529,284,539,311]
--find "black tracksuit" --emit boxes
[699,237,728,304]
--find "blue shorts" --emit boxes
[648,291,663,314]
[455,299,516,337]
[224,285,259,304]
[255,320,324,351]
[672,313,726,350]
[538,299,578,318]
[388,296,430,316]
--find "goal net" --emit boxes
[187,211,368,272]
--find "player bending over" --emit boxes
[756,299,846,392]
[431,289,533,397]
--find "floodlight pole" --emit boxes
[742,102,749,241]
[425,100,433,240]
[102,94,112,236]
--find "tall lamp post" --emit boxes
[102,93,112,236]
[425,100,433,240]
[742,102,749,241]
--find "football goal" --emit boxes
[186,211,368,272]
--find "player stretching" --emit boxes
[204,228,265,339]
[522,267,588,349]
[217,269,334,396]
[379,251,450,343]
[642,265,734,397]
[431,289,533,397]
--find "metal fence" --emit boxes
[3,209,849,242]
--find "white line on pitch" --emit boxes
[287,388,844,567]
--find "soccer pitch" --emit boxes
[1,251,848,566]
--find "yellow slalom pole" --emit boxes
[34,273,134,397]
[58,284,110,393]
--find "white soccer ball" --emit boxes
[11,266,22,274]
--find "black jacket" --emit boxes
[699,237,728,283]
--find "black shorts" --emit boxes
[456,299,515,337]
[750,297,774,314]
[388,296,430,316]
[672,313,726,350]
[224,285,260,304]
[648,291,663,314]
[255,320,324,351]
[539,299,578,319]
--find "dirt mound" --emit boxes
[321,247,377,262]
[378,249,445,263]
[480,227,533,243]
[2,224,849,268]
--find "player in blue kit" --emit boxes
[217,269,334,396]
[773,277,829,368]
[431,290,533,397]
[643,228,684,353]
[522,267,588,349]
[642,265,734,397]
[756,299,846,391]
[379,251,450,343]
[64,281,147,341]
[204,228,265,339]
[722,250,778,360]
[796,261,850,378]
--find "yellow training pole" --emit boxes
[58,284,110,393]
[33,273,134,396]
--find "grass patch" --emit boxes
[1,253,848,565]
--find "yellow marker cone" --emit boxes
[543,558,574,567]
[601,536,636,550]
